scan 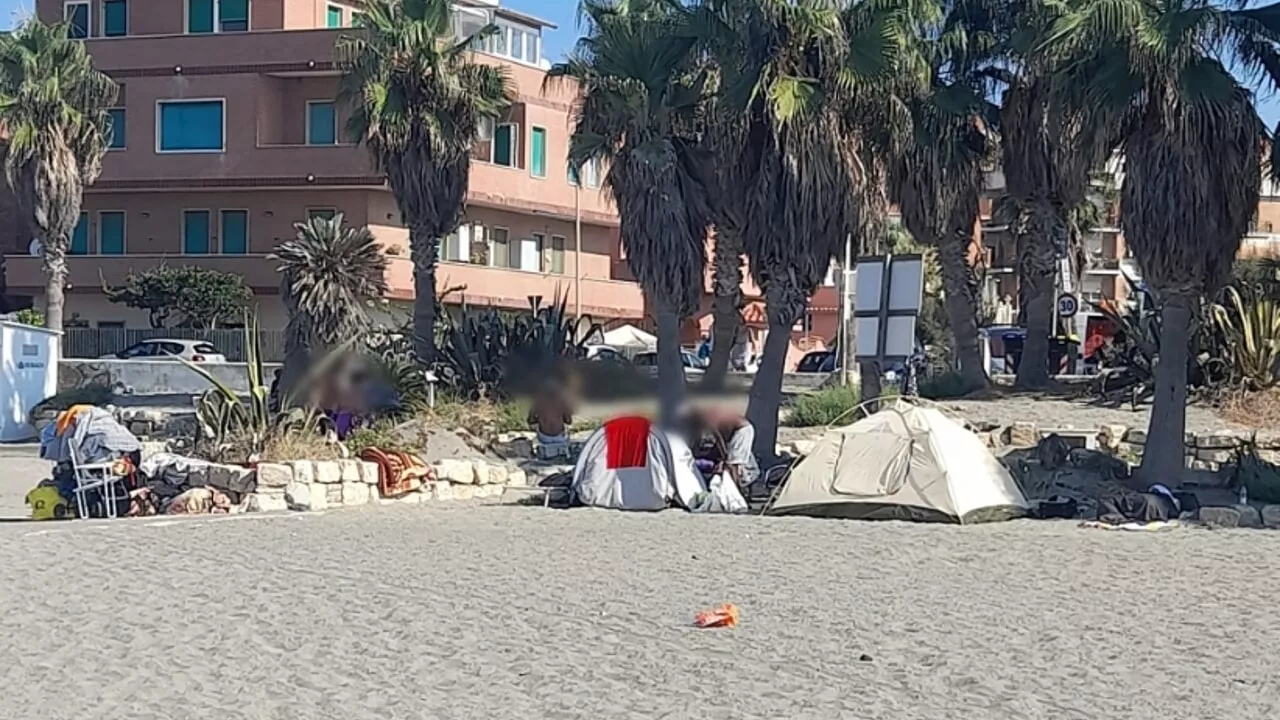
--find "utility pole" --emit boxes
[839,233,853,386]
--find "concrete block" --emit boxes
[307,483,330,511]
[1009,421,1038,447]
[247,491,288,513]
[471,460,490,485]
[257,462,293,489]
[341,482,371,506]
[486,464,509,486]
[340,459,361,483]
[453,484,475,501]
[1238,505,1263,529]
[284,482,313,511]
[1196,449,1234,464]
[325,484,343,505]
[435,458,473,484]
[433,481,454,501]
[289,460,315,485]
[315,461,342,484]
[1197,434,1241,450]
[506,469,528,487]
[360,461,380,485]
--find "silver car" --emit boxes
[101,339,227,362]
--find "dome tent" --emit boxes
[769,403,1029,523]
[571,416,704,510]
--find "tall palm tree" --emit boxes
[0,20,116,336]
[271,213,389,398]
[337,0,511,367]
[1052,0,1280,481]
[702,107,748,389]
[887,5,997,392]
[548,0,713,425]
[696,0,923,456]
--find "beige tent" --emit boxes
[769,403,1029,523]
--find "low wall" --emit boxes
[60,359,282,396]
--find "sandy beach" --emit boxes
[2,503,1278,719]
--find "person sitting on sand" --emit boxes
[528,380,573,454]
[684,404,759,492]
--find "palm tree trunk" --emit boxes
[654,301,686,428]
[1015,208,1067,389]
[746,283,804,460]
[1137,292,1193,485]
[938,218,987,391]
[703,232,742,390]
[42,242,67,339]
[859,360,882,413]
[410,228,439,367]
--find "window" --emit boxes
[106,108,126,149]
[529,34,541,65]
[188,0,247,33]
[490,227,511,268]
[102,0,127,36]
[220,209,248,254]
[584,158,601,188]
[183,210,212,254]
[65,2,90,39]
[307,208,337,221]
[524,233,545,272]
[119,342,157,358]
[510,28,526,61]
[158,100,224,152]
[71,213,89,255]
[530,126,546,178]
[306,101,337,145]
[491,24,508,55]
[326,4,343,27]
[493,123,516,167]
[442,228,464,262]
[99,211,125,254]
[550,235,566,274]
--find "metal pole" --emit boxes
[574,182,582,322]
[839,233,852,387]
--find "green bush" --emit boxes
[345,421,413,456]
[918,371,972,400]
[788,385,861,427]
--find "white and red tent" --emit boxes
[571,416,704,510]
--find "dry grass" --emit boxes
[1217,387,1280,429]
[259,431,344,462]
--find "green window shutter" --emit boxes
[307,102,336,145]
[493,124,513,167]
[326,5,343,27]
[188,0,214,33]
[70,213,90,255]
[219,0,248,30]
[103,0,128,37]
[99,212,126,254]
[220,210,248,254]
[159,101,223,151]
[183,211,211,254]
[107,108,126,149]
[531,127,546,178]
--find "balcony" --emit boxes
[98,142,379,189]
[3,254,283,293]
[384,258,645,319]
[84,29,344,73]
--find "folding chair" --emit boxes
[67,443,126,520]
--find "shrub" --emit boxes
[918,370,972,400]
[788,385,861,427]
[344,421,414,456]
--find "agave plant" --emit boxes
[1211,285,1280,389]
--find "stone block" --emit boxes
[507,469,528,487]
[340,459,361,482]
[257,462,293,489]
[471,460,490,485]
[360,461,380,485]
[1238,505,1263,529]
[1196,448,1234,464]
[434,458,473,484]
[1009,421,1038,447]
[289,460,315,485]
[315,461,342,484]
[453,484,475,501]
[1123,429,1147,445]
[1098,425,1128,451]
[284,482,313,511]
[341,482,371,506]
[988,429,1006,448]
[325,484,343,505]
[486,464,509,486]
[1262,505,1280,529]
[472,483,493,498]
[1190,459,1219,472]
[246,491,288,513]
[307,483,330,511]
[1197,434,1241,450]
[433,481,454,501]
[1199,506,1242,528]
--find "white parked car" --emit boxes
[631,350,705,376]
[101,339,227,363]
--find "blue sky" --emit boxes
[7,0,1280,126]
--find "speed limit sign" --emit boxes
[1057,293,1079,318]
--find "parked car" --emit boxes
[101,339,227,363]
[631,350,705,374]
[796,350,838,373]
[583,344,627,362]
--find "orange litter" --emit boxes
[694,603,740,628]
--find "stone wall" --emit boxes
[60,358,282,397]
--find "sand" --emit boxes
[3,504,1279,719]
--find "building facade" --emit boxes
[6,0,642,330]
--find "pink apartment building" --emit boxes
[3,0,643,330]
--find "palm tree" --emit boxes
[271,213,389,398]
[337,0,511,368]
[1051,0,1280,481]
[696,0,923,456]
[0,20,116,336]
[548,0,713,425]
[702,108,748,389]
[887,7,996,392]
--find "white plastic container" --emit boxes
[0,320,61,442]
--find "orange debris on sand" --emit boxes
[694,603,740,628]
